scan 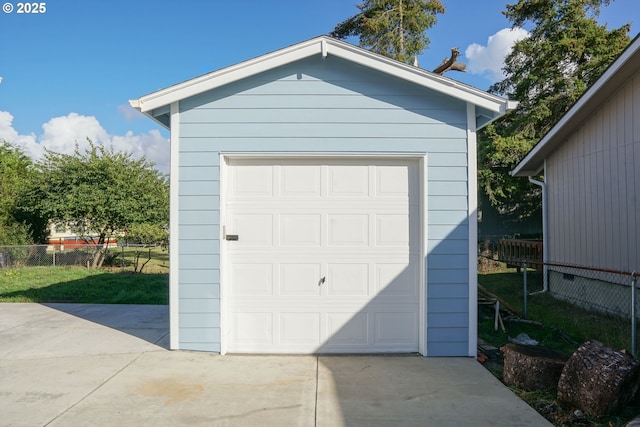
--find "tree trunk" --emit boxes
[501,343,568,391]
[557,340,640,416]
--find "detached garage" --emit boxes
[131,36,515,356]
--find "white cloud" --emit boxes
[111,130,170,172]
[0,111,170,173]
[0,111,40,158]
[118,103,145,121]
[41,113,110,154]
[465,27,530,83]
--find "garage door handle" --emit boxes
[225,235,239,241]
[318,276,325,286]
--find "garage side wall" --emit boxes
[176,55,471,355]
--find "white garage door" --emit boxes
[224,158,421,353]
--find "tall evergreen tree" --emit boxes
[479,0,631,220]
[331,0,445,63]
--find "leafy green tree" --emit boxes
[331,0,445,63]
[0,141,47,245]
[479,0,631,220]
[31,142,169,268]
[125,222,168,273]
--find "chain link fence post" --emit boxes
[523,262,528,319]
[632,272,637,357]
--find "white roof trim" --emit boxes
[130,36,514,118]
[512,33,640,177]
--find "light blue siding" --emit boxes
[428,239,468,255]
[180,312,220,328]
[428,269,469,284]
[179,225,219,240]
[179,254,220,269]
[428,196,468,210]
[179,269,220,284]
[428,312,469,328]
[180,167,220,181]
[429,210,468,225]
[429,182,467,196]
[428,166,467,181]
[179,239,218,254]
[180,283,220,299]
[428,298,468,313]
[179,181,220,196]
[179,298,220,313]
[428,224,468,240]
[179,327,221,343]
[179,195,220,211]
[179,211,219,225]
[172,54,472,355]
[426,342,469,357]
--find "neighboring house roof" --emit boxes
[512,33,640,177]
[130,35,516,130]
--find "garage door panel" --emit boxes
[230,164,273,198]
[376,214,409,246]
[376,165,410,197]
[374,311,418,345]
[328,214,369,246]
[231,214,273,246]
[327,165,369,197]
[280,312,321,345]
[280,214,321,246]
[376,260,419,297]
[281,165,321,197]
[226,158,421,354]
[326,263,369,296]
[234,312,273,344]
[230,263,273,296]
[326,312,369,346]
[280,263,322,296]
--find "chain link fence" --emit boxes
[0,244,167,272]
[482,240,639,354]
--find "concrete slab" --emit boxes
[0,303,551,426]
[316,356,549,426]
[1,353,141,427]
[50,353,317,427]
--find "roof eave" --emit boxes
[131,36,515,122]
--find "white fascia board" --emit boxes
[324,39,513,113]
[135,41,322,113]
[132,36,515,117]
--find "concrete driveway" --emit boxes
[0,303,550,426]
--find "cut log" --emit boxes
[557,340,640,417]
[501,343,568,391]
[432,47,467,75]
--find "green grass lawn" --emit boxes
[479,268,632,354]
[108,246,169,274]
[0,266,168,304]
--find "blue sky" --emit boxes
[0,0,637,172]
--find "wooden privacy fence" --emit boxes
[497,239,543,271]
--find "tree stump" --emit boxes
[501,343,568,391]
[557,340,640,416]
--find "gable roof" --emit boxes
[512,33,640,177]
[130,36,516,129]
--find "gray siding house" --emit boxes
[131,36,515,356]
[512,35,640,310]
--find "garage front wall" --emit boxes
[175,54,471,355]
